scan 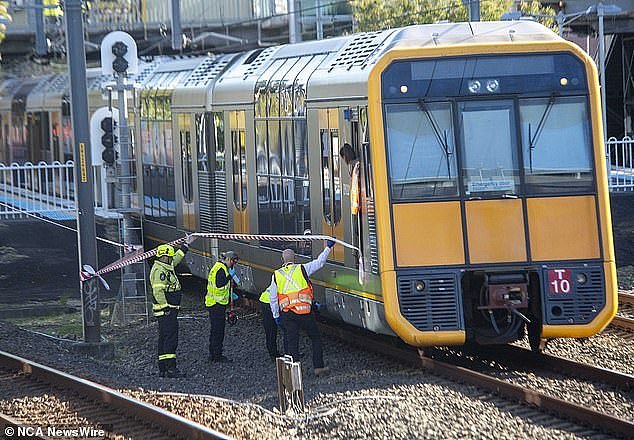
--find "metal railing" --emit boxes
[607,136,634,192]
[0,161,75,219]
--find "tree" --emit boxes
[352,0,556,32]
[0,1,12,44]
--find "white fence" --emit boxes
[0,161,105,220]
[607,136,634,192]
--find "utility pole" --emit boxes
[316,0,323,40]
[170,0,182,50]
[64,0,102,346]
[34,0,47,57]
[287,0,302,43]
[465,0,480,22]
[598,2,608,141]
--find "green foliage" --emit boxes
[352,0,557,32]
[0,1,11,44]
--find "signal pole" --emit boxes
[64,0,102,346]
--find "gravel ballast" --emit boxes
[0,305,626,439]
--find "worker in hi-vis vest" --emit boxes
[269,240,335,376]
[150,236,194,378]
[259,284,286,360]
[206,251,240,363]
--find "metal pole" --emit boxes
[599,3,608,141]
[34,0,47,57]
[64,0,101,344]
[116,78,130,209]
[170,0,182,50]
[469,0,480,22]
[287,0,302,43]
[556,11,564,37]
[316,0,323,40]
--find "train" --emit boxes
[0,21,617,352]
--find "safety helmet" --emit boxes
[222,251,239,263]
[156,244,175,258]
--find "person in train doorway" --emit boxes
[340,143,361,253]
[150,238,194,378]
[206,251,240,363]
[269,240,336,376]
[259,283,287,360]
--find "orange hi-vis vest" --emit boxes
[350,161,360,215]
[274,263,313,314]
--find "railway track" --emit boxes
[615,292,634,331]
[0,350,231,440]
[319,322,634,438]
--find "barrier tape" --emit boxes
[82,233,362,285]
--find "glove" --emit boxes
[313,301,321,312]
[180,243,188,253]
[231,292,239,301]
[326,239,336,248]
[229,268,240,284]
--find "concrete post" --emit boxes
[170,0,182,50]
[316,0,323,40]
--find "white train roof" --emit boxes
[0,79,23,112]
[172,53,239,111]
[307,21,562,103]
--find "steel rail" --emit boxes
[478,344,634,389]
[612,315,634,331]
[619,292,634,305]
[319,323,634,438]
[0,350,232,440]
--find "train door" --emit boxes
[230,110,248,233]
[457,99,527,264]
[176,113,197,231]
[319,108,344,262]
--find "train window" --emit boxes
[178,114,193,203]
[519,96,593,193]
[230,111,247,211]
[385,102,458,200]
[212,112,225,172]
[195,114,208,172]
[459,100,519,197]
[268,120,281,175]
[281,120,293,177]
[256,120,268,174]
[331,129,342,225]
[321,129,332,224]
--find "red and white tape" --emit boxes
[83,234,361,285]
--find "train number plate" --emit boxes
[548,269,572,294]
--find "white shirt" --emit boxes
[269,247,331,318]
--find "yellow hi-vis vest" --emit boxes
[350,161,360,215]
[259,287,270,304]
[274,264,313,314]
[206,261,230,307]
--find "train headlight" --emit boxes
[415,280,426,292]
[468,80,481,94]
[560,77,569,86]
[400,85,408,94]
[576,272,588,285]
[486,79,499,93]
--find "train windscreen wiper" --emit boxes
[417,98,453,180]
[527,93,558,173]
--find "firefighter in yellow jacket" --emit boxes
[206,251,240,363]
[149,238,193,378]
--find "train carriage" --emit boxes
[2,20,615,350]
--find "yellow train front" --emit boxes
[369,23,617,349]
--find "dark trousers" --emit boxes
[208,304,227,359]
[281,310,324,368]
[157,309,179,371]
[261,302,280,357]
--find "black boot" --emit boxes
[165,359,186,378]
[158,360,167,377]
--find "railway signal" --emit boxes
[100,31,137,76]
[100,116,117,166]
[89,107,119,168]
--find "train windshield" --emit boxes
[382,53,593,201]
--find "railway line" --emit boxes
[615,292,634,331]
[319,322,634,438]
[0,350,230,440]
